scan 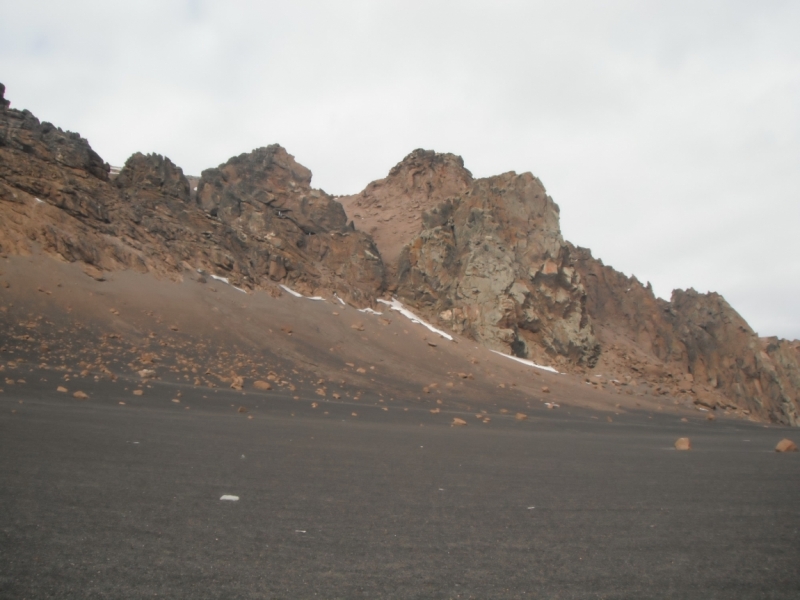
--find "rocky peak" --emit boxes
[0,84,108,183]
[395,168,599,367]
[115,152,191,202]
[196,144,346,235]
[339,149,473,270]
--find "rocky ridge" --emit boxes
[343,149,799,425]
[1,82,798,425]
[0,85,383,304]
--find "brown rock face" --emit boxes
[573,246,800,426]
[339,149,473,273]
[355,152,599,366]
[0,84,384,304]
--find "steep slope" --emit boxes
[0,84,383,304]
[572,246,800,425]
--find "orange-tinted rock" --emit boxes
[775,439,798,452]
[674,437,691,451]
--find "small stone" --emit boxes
[56,386,68,393]
[542,386,550,393]
[451,418,468,427]
[430,408,441,414]
[133,389,143,396]
[515,413,528,421]
[775,439,798,453]
[237,406,248,413]
[675,437,691,451]
[73,391,88,400]
[253,380,272,391]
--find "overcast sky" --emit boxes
[2,0,798,338]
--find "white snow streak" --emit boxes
[376,298,454,341]
[490,350,560,374]
[358,308,383,315]
[280,285,303,298]
[280,285,324,301]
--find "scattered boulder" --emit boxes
[451,417,468,427]
[253,380,272,391]
[73,391,88,400]
[775,439,798,453]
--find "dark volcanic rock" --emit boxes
[0,83,9,109]
[115,152,191,202]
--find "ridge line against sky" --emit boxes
[1,0,798,338]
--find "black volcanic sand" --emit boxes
[1,368,799,599]
[1,254,799,597]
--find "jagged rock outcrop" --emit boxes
[356,151,599,367]
[194,145,384,301]
[339,149,473,273]
[0,84,383,304]
[573,246,800,425]
[114,152,191,201]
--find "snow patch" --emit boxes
[358,308,383,315]
[280,285,324,301]
[210,274,230,285]
[34,197,44,204]
[334,294,347,306]
[280,285,303,298]
[490,350,560,374]
[220,495,239,501]
[377,298,453,341]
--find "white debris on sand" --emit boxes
[377,298,453,341]
[220,495,239,501]
[490,350,560,374]
[358,308,383,315]
[334,294,347,306]
[210,274,230,285]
